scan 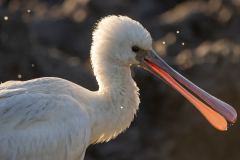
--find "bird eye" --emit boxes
[132,46,140,53]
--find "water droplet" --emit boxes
[17,74,22,79]
[4,16,8,21]
[227,123,234,129]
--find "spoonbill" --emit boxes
[0,15,237,160]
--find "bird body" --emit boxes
[0,78,91,160]
[0,70,139,159]
[0,15,237,160]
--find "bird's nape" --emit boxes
[140,50,237,131]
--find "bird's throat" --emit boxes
[90,65,140,143]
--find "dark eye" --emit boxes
[132,46,140,53]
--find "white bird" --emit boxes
[0,15,237,160]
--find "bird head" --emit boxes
[91,15,237,131]
[91,15,152,66]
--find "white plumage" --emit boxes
[0,16,151,160]
[0,15,237,160]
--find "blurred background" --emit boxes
[0,0,240,159]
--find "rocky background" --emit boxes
[0,0,240,160]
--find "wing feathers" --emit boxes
[0,91,91,160]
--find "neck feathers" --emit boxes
[89,28,140,143]
[90,56,140,143]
